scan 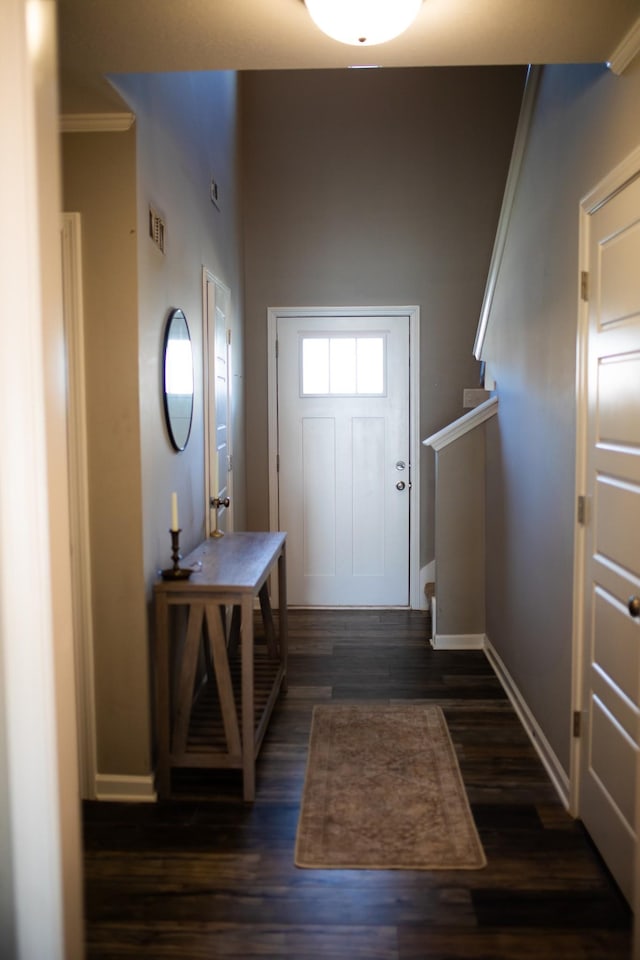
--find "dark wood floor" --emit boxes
[83,610,632,959]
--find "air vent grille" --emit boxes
[148,206,166,253]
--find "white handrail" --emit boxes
[423,396,498,452]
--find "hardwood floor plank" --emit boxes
[83,610,632,959]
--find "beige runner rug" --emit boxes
[295,703,486,870]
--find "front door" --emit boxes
[276,312,411,606]
[578,171,640,903]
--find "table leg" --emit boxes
[278,543,288,693]
[154,594,171,798]
[241,594,255,801]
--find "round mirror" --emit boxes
[163,308,194,452]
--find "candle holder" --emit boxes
[161,529,192,580]
[211,496,230,538]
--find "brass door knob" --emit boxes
[628,596,640,618]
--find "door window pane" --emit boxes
[302,338,329,393]
[301,335,385,396]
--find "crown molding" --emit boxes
[608,15,640,75]
[60,112,135,133]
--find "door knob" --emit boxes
[396,481,406,491]
[629,596,640,618]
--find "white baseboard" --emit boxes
[432,632,486,650]
[94,773,157,803]
[484,637,570,809]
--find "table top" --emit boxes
[154,531,286,596]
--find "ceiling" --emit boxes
[58,0,640,111]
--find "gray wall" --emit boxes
[483,58,640,773]
[240,66,526,565]
[434,427,486,637]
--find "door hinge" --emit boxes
[580,270,589,302]
[577,494,588,525]
[573,710,582,738]
[275,338,279,359]
[227,328,231,345]
[276,454,280,473]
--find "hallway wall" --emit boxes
[483,58,640,773]
[62,70,245,788]
[240,66,526,567]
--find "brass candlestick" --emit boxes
[161,529,192,580]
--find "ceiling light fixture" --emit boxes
[304,0,423,47]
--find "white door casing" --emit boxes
[268,306,420,608]
[572,150,640,906]
[203,270,233,535]
[61,212,98,800]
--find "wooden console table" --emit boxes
[153,531,287,801]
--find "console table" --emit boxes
[153,531,287,801]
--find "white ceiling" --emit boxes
[58,0,639,109]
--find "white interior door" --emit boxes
[276,313,410,606]
[204,270,233,535]
[579,172,640,904]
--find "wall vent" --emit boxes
[148,206,166,253]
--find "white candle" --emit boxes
[171,491,179,531]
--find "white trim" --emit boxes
[61,213,98,801]
[608,15,640,76]
[474,65,542,360]
[60,112,135,133]
[422,396,498,451]
[202,269,234,537]
[267,305,421,609]
[431,633,485,650]
[94,774,157,803]
[581,142,640,212]
[484,637,571,810]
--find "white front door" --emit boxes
[578,172,640,904]
[276,312,411,606]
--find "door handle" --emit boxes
[396,481,406,491]
[629,596,640,618]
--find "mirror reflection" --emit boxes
[163,308,194,451]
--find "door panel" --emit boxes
[580,173,640,903]
[277,314,410,606]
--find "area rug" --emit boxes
[294,703,486,870]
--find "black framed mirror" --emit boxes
[163,308,194,452]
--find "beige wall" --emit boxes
[240,66,526,563]
[63,129,150,775]
[483,59,640,773]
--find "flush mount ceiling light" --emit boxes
[304,0,423,46]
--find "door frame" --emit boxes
[202,268,233,535]
[267,305,421,609]
[61,212,98,800]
